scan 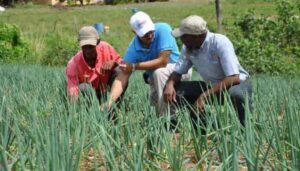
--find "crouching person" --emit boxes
[107,11,192,116]
[163,15,253,130]
[65,26,125,114]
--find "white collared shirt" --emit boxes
[175,31,249,85]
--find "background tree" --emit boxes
[215,0,222,32]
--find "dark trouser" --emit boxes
[174,79,253,127]
[80,69,128,119]
[95,69,127,104]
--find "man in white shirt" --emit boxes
[164,15,253,127]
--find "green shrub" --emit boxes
[229,0,300,75]
[41,33,79,66]
[0,23,30,64]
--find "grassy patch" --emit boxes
[0,1,277,56]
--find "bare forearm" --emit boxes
[202,75,240,98]
[166,72,182,86]
[135,58,167,70]
[135,50,170,70]
[109,72,129,105]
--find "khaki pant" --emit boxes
[148,63,192,116]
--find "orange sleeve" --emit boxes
[107,43,122,63]
[65,60,79,97]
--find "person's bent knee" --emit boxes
[152,67,166,80]
[79,83,93,92]
[228,86,245,101]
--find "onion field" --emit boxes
[1,65,299,170]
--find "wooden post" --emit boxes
[215,0,222,32]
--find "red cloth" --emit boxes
[66,41,121,97]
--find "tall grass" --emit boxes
[0,65,299,170]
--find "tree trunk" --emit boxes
[215,0,222,32]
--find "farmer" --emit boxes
[66,26,123,104]
[163,15,253,126]
[107,11,192,115]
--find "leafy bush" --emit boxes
[0,23,30,64]
[229,0,300,75]
[41,33,78,66]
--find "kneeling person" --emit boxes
[164,15,253,127]
[108,11,192,114]
[66,26,123,104]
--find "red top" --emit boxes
[66,41,122,97]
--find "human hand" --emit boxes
[163,83,177,103]
[100,101,112,111]
[69,94,78,103]
[101,61,115,75]
[99,83,108,93]
[194,95,206,112]
[119,61,134,73]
